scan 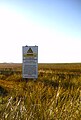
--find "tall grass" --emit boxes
[0,63,81,120]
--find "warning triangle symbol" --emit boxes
[27,48,33,53]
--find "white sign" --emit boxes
[22,46,38,78]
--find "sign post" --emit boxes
[22,46,38,79]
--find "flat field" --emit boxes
[0,63,81,120]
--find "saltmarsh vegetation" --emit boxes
[0,63,81,120]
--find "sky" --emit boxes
[0,0,81,63]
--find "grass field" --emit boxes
[0,63,81,120]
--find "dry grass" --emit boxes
[0,63,81,120]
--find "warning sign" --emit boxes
[27,48,33,53]
[22,46,38,79]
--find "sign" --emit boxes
[22,46,38,79]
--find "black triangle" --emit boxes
[27,48,33,53]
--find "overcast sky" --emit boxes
[0,0,81,63]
